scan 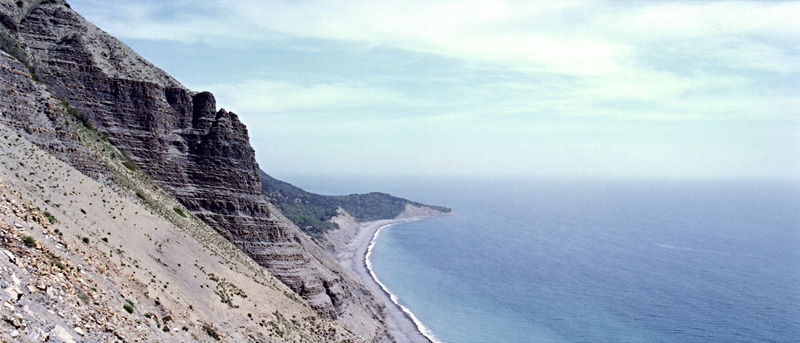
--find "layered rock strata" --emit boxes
[0,39,105,179]
[0,122,367,342]
[1,0,391,341]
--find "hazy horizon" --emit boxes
[69,0,800,180]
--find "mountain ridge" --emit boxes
[261,170,450,238]
[0,0,449,341]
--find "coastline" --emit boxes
[329,215,441,343]
[366,221,441,343]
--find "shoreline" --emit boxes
[365,222,439,343]
[329,215,442,343]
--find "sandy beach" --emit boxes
[330,217,435,343]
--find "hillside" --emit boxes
[0,118,362,342]
[0,0,447,342]
[261,171,450,238]
[0,0,389,336]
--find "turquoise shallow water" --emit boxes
[295,177,800,343]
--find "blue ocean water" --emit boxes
[295,177,800,343]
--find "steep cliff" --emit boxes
[2,32,366,340]
[0,0,394,341]
[0,120,366,342]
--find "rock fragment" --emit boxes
[50,325,75,343]
[73,326,85,336]
[2,249,16,264]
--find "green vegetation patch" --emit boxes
[21,235,35,248]
[173,207,186,217]
[259,170,450,237]
[58,97,95,131]
[0,27,37,79]
[43,210,57,224]
[122,159,137,171]
[203,323,220,340]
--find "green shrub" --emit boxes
[203,324,220,340]
[123,302,134,314]
[43,211,56,224]
[21,235,35,248]
[173,207,186,217]
[58,98,95,131]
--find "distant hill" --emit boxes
[0,0,452,341]
[260,171,451,237]
[0,0,427,340]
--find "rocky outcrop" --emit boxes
[0,123,366,342]
[0,38,106,180]
[1,0,391,341]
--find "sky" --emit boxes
[67,0,800,180]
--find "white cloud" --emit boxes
[77,1,800,75]
[72,0,800,120]
[68,0,800,178]
[206,80,401,114]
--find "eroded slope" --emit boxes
[0,0,392,340]
[0,122,366,342]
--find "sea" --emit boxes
[291,176,800,343]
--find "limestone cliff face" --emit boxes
[1,0,391,341]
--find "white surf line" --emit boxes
[365,222,441,343]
